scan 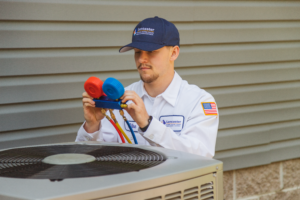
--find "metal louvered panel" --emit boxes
[184,186,199,200]
[145,197,162,200]
[200,191,214,200]
[98,173,218,200]
[165,191,181,200]
[200,182,214,200]
[201,182,213,190]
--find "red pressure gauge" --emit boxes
[84,77,104,98]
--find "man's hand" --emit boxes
[82,92,106,133]
[121,91,149,128]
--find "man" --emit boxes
[76,16,219,158]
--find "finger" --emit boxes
[120,90,137,99]
[122,92,141,104]
[83,102,95,107]
[125,102,137,111]
[82,98,95,105]
[122,95,139,104]
[82,92,93,99]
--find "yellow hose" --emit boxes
[115,122,132,144]
[108,109,132,144]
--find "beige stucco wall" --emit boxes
[224,158,300,200]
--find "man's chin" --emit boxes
[140,74,159,84]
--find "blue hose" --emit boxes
[125,120,138,144]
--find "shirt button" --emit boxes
[148,134,154,140]
[84,135,92,141]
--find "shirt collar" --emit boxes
[137,71,182,107]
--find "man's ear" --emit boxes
[170,46,180,61]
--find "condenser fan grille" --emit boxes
[0,144,166,179]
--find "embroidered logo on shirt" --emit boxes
[159,115,184,132]
[124,121,139,132]
[201,102,218,115]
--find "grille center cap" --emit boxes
[42,153,96,165]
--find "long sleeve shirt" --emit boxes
[76,71,219,158]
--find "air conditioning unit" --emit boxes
[0,142,223,200]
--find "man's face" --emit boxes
[134,46,172,84]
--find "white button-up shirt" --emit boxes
[76,71,219,158]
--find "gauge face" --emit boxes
[102,77,125,100]
[84,76,104,98]
[0,145,166,180]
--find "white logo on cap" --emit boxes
[135,27,155,36]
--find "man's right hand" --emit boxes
[82,92,106,133]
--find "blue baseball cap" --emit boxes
[119,16,180,53]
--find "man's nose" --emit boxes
[138,51,149,63]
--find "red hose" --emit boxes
[109,119,125,143]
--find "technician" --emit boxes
[76,17,219,158]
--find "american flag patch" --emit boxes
[201,102,218,115]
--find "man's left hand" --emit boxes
[121,90,149,128]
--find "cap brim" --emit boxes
[119,41,165,53]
